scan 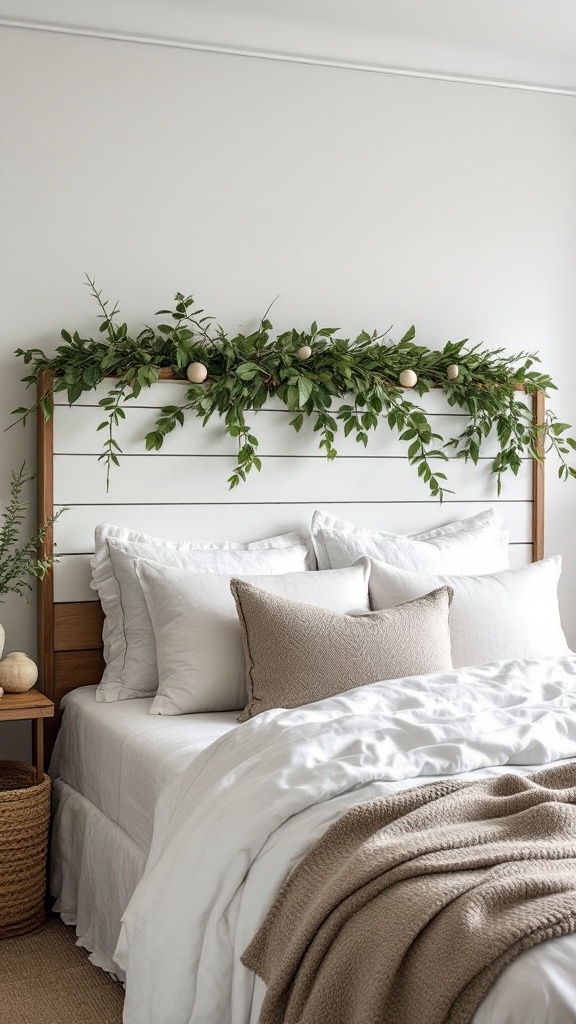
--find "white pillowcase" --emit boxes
[311,508,509,574]
[91,523,314,703]
[136,561,371,715]
[369,555,569,668]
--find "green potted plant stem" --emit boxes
[0,464,63,662]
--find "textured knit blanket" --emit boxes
[242,763,576,1024]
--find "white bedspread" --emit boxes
[116,656,576,1024]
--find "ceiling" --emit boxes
[1,0,576,93]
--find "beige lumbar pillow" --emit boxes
[231,580,453,721]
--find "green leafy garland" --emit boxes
[11,277,576,499]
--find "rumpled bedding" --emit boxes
[115,655,576,1024]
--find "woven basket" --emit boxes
[0,760,51,939]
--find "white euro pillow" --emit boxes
[136,561,371,715]
[369,555,570,667]
[311,508,509,574]
[91,524,314,703]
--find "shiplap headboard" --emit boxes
[37,371,544,758]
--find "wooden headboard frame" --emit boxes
[38,372,104,761]
[36,370,545,763]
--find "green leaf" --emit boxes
[41,395,52,421]
[297,376,314,407]
[236,362,261,381]
[550,422,571,435]
[145,432,163,450]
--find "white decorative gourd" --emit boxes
[399,368,418,388]
[186,362,208,384]
[0,652,38,693]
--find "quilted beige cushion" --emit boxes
[231,580,453,721]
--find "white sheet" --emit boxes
[116,655,576,1024]
[50,687,238,856]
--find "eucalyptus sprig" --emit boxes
[10,277,576,498]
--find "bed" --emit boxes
[38,376,576,1024]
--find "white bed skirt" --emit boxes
[50,778,146,978]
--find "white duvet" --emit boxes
[116,656,576,1024]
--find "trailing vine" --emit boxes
[10,276,576,499]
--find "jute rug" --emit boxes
[0,917,124,1024]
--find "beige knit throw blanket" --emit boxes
[242,764,576,1024]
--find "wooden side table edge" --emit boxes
[0,689,55,784]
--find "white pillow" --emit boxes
[369,556,569,667]
[92,522,315,567]
[136,561,371,715]
[91,524,314,703]
[311,508,509,574]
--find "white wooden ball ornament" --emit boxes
[399,368,418,388]
[297,345,312,361]
[447,363,459,380]
[0,652,38,693]
[186,362,208,384]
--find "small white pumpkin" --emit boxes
[399,368,418,389]
[0,652,38,693]
[447,363,459,380]
[186,361,208,384]
[297,345,312,361]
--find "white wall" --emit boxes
[1,25,575,756]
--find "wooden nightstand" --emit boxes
[0,690,55,782]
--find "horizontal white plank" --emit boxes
[54,555,95,603]
[52,379,534,416]
[54,542,535,603]
[53,501,533,554]
[53,404,510,459]
[54,454,531,506]
[508,545,532,569]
